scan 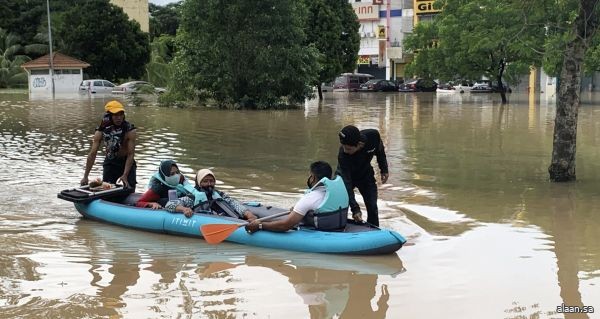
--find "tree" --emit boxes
[149,2,181,41]
[145,35,175,87]
[404,0,544,103]
[55,0,150,81]
[303,0,359,99]
[0,28,29,88]
[171,0,319,108]
[547,0,600,182]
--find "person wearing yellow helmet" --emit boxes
[81,100,137,190]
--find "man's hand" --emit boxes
[148,202,162,210]
[245,220,261,234]
[118,174,130,188]
[381,172,389,184]
[351,207,363,223]
[80,176,89,186]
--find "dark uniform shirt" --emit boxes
[336,128,388,185]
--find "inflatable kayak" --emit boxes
[59,189,406,255]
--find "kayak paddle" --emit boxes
[200,211,289,244]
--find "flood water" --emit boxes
[0,90,599,318]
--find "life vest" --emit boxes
[303,175,349,231]
[150,172,191,197]
[181,183,223,209]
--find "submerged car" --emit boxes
[398,79,437,92]
[79,79,116,94]
[358,79,398,92]
[112,81,166,94]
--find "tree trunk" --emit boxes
[548,0,599,182]
[317,84,323,100]
[496,59,507,104]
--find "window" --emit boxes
[94,80,103,86]
[102,81,114,87]
[31,69,49,75]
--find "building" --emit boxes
[21,52,90,95]
[351,0,440,81]
[110,0,149,33]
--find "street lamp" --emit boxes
[46,0,55,97]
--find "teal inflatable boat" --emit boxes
[59,188,406,255]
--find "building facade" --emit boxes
[21,53,90,95]
[110,0,149,33]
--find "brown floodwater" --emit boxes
[0,90,598,318]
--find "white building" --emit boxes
[21,53,90,95]
[351,0,425,81]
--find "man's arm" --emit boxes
[246,211,304,233]
[119,129,136,188]
[337,150,360,217]
[81,131,102,185]
[375,135,389,184]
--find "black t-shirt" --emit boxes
[95,114,135,161]
[336,129,388,185]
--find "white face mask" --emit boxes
[164,174,180,187]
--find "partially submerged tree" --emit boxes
[304,0,359,99]
[404,0,544,103]
[546,0,600,182]
[171,0,319,108]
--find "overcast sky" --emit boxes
[149,0,178,5]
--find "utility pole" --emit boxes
[46,0,55,98]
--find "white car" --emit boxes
[79,79,116,94]
[112,81,166,94]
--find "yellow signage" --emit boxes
[358,56,370,65]
[414,0,441,15]
[377,25,386,39]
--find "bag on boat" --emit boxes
[303,175,349,231]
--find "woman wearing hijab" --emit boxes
[164,168,257,221]
[136,160,186,209]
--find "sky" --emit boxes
[149,0,178,5]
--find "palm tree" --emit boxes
[145,35,174,87]
[0,28,31,88]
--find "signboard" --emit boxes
[352,3,380,21]
[358,56,370,65]
[414,0,441,15]
[377,25,386,39]
[373,0,383,4]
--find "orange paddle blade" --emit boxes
[200,224,243,244]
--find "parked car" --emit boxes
[398,79,437,92]
[333,73,374,92]
[320,81,334,92]
[112,81,166,95]
[358,79,398,92]
[79,79,116,94]
[471,81,494,93]
[436,83,460,93]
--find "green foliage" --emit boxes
[145,35,175,87]
[303,0,360,88]
[55,0,150,82]
[172,0,319,109]
[149,2,181,41]
[0,28,30,88]
[404,0,545,86]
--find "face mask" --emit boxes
[203,186,214,193]
[164,174,180,187]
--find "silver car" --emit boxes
[112,81,166,94]
[79,79,116,94]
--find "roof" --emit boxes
[21,52,90,69]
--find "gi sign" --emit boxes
[415,0,441,15]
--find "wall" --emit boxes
[110,0,149,32]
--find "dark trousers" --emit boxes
[357,181,379,226]
[103,158,137,191]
